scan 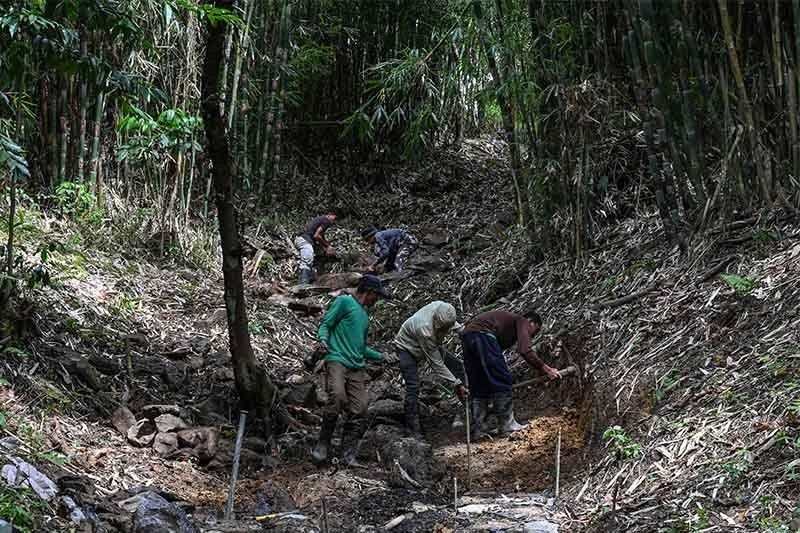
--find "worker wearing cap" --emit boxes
[361,227,418,273]
[394,301,468,436]
[311,274,390,466]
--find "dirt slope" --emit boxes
[2,139,799,531]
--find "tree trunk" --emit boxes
[200,0,286,436]
[78,39,89,182]
[88,89,105,204]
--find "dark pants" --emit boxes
[462,331,512,399]
[398,349,465,419]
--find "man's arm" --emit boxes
[516,318,560,379]
[318,297,346,346]
[313,225,332,250]
[364,345,383,361]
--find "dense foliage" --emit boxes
[1,0,799,263]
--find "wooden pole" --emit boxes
[555,427,562,499]
[224,410,248,520]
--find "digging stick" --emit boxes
[224,410,247,520]
[463,373,472,491]
[512,366,577,390]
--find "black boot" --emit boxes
[341,417,367,468]
[404,410,422,438]
[298,268,313,285]
[470,398,489,441]
[311,413,338,464]
[493,393,527,435]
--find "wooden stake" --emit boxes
[225,410,247,520]
[321,497,329,533]
[555,427,562,500]
[453,476,458,513]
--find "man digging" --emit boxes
[394,301,468,436]
[311,274,390,466]
[361,226,418,273]
[461,308,561,440]
[294,212,336,285]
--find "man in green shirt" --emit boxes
[311,274,390,466]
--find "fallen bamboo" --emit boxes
[512,365,577,389]
[591,282,660,310]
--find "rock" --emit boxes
[111,407,137,436]
[176,428,219,462]
[154,414,189,433]
[254,481,296,513]
[132,491,197,533]
[280,383,316,407]
[0,437,21,452]
[242,436,269,454]
[364,425,404,456]
[381,437,432,489]
[140,405,182,420]
[524,520,559,532]
[6,459,59,500]
[316,272,362,289]
[422,232,449,247]
[153,433,179,457]
[287,298,324,316]
[286,374,306,385]
[367,398,428,422]
[60,495,87,525]
[127,420,157,447]
[410,254,451,272]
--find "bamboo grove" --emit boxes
[2,0,800,263]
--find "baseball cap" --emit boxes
[361,227,378,239]
[358,274,391,299]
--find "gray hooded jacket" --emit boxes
[393,301,462,385]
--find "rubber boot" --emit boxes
[470,398,489,441]
[298,268,313,285]
[404,410,422,438]
[311,413,338,464]
[494,393,527,435]
[341,417,367,468]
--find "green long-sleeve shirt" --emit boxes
[318,294,383,369]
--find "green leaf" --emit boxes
[0,412,7,429]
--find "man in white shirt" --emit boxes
[394,301,468,435]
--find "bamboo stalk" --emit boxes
[718,0,772,205]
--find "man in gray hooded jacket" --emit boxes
[394,301,468,435]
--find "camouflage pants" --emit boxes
[392,234,418,272]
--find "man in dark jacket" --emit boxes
[461,308,561,440]
[361,227,418,273]
[294,212,336,284]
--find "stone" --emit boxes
[363,425,404,458]
[140,405,182,419]
[154,414,189,433]
[280,383,316,407]
[60,495,87,525]
[524,520,559,532]
[1,465,16,486]
[287,298,324,315]
[132,491,197,533]
[381,437,432,489]
[422,232,449,247]
[11,459,59,500]
[127,420,157,447]
[410,254,451,272]
[153,433,179,458]
[111,407,137,436]
[176,428,219,462]
[316,272,362,289]
[367,398,428,422]
[0,437,21,452]
[254,481,296,513]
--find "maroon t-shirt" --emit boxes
[463,310,544,370]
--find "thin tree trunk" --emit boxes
[718,0,772,204]
[201,0,285,434]
[227,0,256,133]
[58,80,69,183]
[77,41,89,182]
[88,89,105,204]
[2,74,25,306]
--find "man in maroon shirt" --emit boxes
[461,308,561,439]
